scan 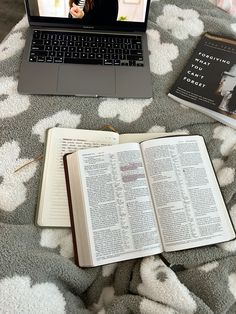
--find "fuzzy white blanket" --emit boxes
[1,1,236,313]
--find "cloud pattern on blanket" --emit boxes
[32,110,81,142]
[0,141,37,212]
[98,98,152,122]
[40,229,73,258]
[1,1,236,313]
[156,5,204,40]
[138,257,197,313]
[0,76,30,118]
[0,276,66,313]
[0,32,25,62]
[147,29,179,75]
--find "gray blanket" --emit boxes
[1,0,236,313]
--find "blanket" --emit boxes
[1,0,236,313]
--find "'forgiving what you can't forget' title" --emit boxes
[183,51,231,88]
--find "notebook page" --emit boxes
[37,127,119,227]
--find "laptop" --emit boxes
[18,0,152,98]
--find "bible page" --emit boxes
[119,132,168,144]
[37,127,119,227]
[76,143,163,266]
[119,131,187,144]
[141,135,235,252]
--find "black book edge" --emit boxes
[63,153,80,267]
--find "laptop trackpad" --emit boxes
[57,64,115,96]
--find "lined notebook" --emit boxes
[36,127,171,227]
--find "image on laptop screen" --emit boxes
[28,0,148,24]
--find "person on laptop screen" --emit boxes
[28,0,147,23]
[69,0,119,24]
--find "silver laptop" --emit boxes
[18,0,152,98]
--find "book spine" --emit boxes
[63,154,80,266]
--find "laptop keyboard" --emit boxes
[29,30,144,67]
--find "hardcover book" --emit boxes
[64,135,235,267]
[168,33,236,129]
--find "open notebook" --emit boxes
[36,127,177,227]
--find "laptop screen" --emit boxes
[26,0,150,30]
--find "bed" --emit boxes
[1,0,236,313]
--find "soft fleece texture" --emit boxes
[1,1,236,313]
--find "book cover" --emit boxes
[168,33,236,128]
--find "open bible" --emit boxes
[64,135,235,267]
